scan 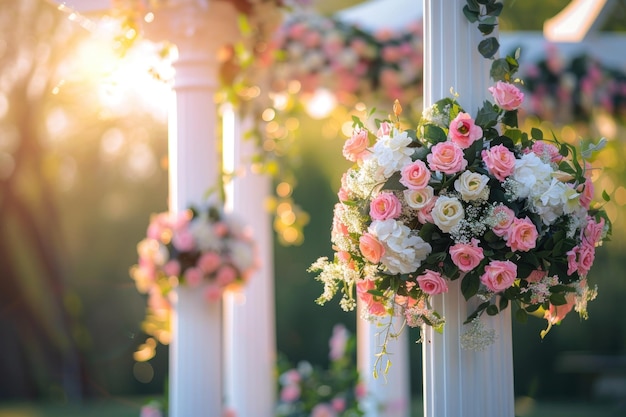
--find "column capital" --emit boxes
[143,0,241,54]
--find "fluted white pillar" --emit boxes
[143,2,240,416]
[223,104,277,417]
[422,1,514,417]
[357,301,411,417]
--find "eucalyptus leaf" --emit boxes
[478,37,500,59]
[463,5,480,22]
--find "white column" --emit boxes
[222,104,277,417]
[143,2,240,416]
[422,2,514,417]
[357,301,411,417]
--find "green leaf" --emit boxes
[423,124,447,144]
[499,296,509,311]
[478,37,500,59]
[461,273,480,300]
[515,308,528,324]
[603,190,611,202]
[486,304,499,316]
[463,5,480,22]
[381,171,405,191]
[475,101,499,128]
[549,292,568,306]
[466,0,480,12]
[478,23,496,36]
[490,58,511,82]
[502,110,518,127]
[530,127,543,140]
[486,2,504,16]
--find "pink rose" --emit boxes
[427,141,467,174]
[357,279,387,316]
[216,265,237,286]
[198,252,221,274]
[532,141,562,163]
[343,129,370,162]
[566,246,580,275]
[172,229,195,252]
[448,112,483,148]
[449,238,484,272]
[203,284,222,301]
[214,222,229,237]
[163,260,181,277]
[567,244,595,276]
[140,405,163,417]
[329,324,348,361]
[489,81,524,111]
[482,144,516,181]
[280,384,301,403]
[577,243,596,276]
[578,177,594,209]
[377,121,393,137]
[526,269,547,283]
[506,217,538,252]
[331,397,346,412]
[583,216,604,246]
[400,160,431,190]
[331,204,349,240]
[338,173,350,202]
[491,204,515,237]
[369,192,402,220]
[184,267,203,287]
[354,382,367,399]
[416,270,449,295]
[480,260,517,292]
[417,195,437,224]
[359,233,385,264]
[311,403,337,417]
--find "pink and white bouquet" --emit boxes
[131,204,258,314]
[310,59,612,344]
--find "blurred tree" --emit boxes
[0,0,169,400]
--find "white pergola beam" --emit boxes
[544,0,616,42]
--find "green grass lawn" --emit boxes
[0,397,623,417]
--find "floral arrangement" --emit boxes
[310,1,612,352]
[130,203,258,345]
[522,46,626,124]
[276,324,366,417]
[270,9,423,105]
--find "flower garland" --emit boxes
[276,324,366,417]
[130,203,258,348]
[270,9,424,106]
[310,0,612,357]
[522,47,626,124]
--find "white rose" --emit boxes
[404,186,434,209]
[229,240,255,271]
[454,171,490,201]
[431,196,464,233]
[190,217,221,251]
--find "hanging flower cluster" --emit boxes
[270,10,423,105]
[522,46,626,124]
[310,46,612,350]
[130,204,258,344]
[276,324,366,417]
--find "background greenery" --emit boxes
[1,0,625,413]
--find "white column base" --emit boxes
[169,287,223,417]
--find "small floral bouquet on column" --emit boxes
[130,203,258,343]
[276,324,366,417]
[310,51,612,349]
